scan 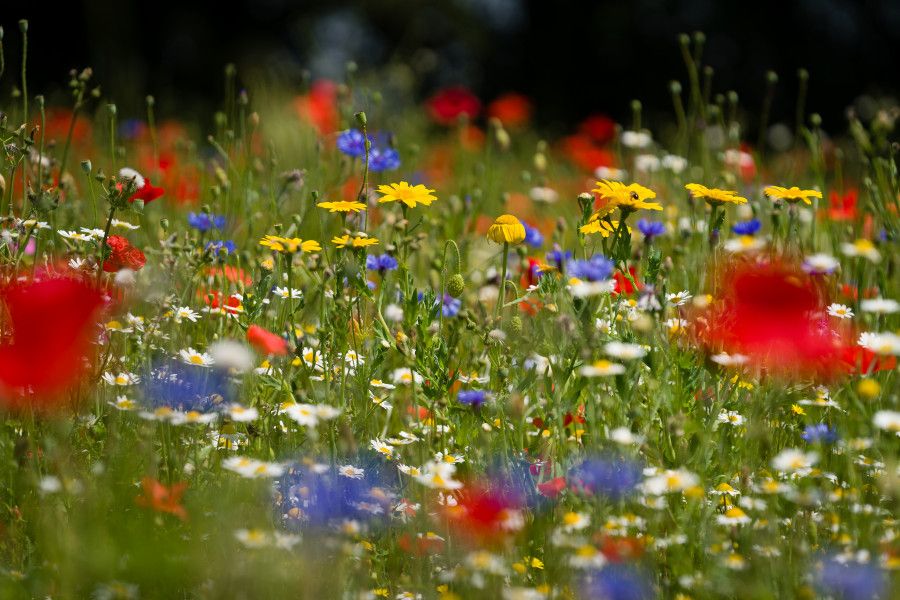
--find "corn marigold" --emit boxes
[685,183,747,205]
[376,182,437,208]
[592,180,661,213]
[258,235,321,254]
[486,214,526,245]
[316,200,367,213]
[332,234,379,248]
[763,185,822,205]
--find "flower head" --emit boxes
[764,185,822,205]
[332,234,379,249]
[685,183,747,205]
[317,200,367,213]
[592,180,661,213]
[487,215,526,245]
[376,182,437,208]
[259,235,321,254]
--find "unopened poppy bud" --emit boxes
[508,316,523,336]
[670,81,682,95]
[797,68,809,82]
[678,33,690,47]
[766,71,778,85]
[810,113,822,128]
[355,111,367,127]
[19,20,28,33]
[146,95,155,107]
[81,160,92,173]
[107,103,117,116]
[447,273,465,298]
[533,152,547,172]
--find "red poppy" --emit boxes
[613,266,641,295]
[698,260,844,380]
[841,345,897,374]
[207,265,252,286]
[560,134,616,172]
[0,277,104,406]
[293,80,339,134]
[827,189,858,221]
[135,477,188,521]
[444,484,521,547]
[597,535,645,562]
[537,476,567,498]
[129,178,164,203]
[247,324,288,356]
[427,87,481,126]
[103,236,146,272]
[578,114,616,144]
[486,93,532,128]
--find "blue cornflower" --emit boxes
[368,147,401,172]
[442,294,462,317]
[568,455,643,500]
[457,390,487,407]
[814,554,887,600]
[140,361,230,413]
[636,219,665,239]
[802,423,838,444]
[566,254,614,282]
[581,565,653,600]
[206,240,236,256]
[366,254,399,273]
[336,129,372,158]
[523,223,544,248]
[732,218,762,236]
[188,212,226,232]
[546,247,572,271]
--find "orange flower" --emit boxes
[135,477,188,521]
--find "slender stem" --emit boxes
[96,203,117,283]
[495,242,509,323]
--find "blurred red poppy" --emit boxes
[427,87,481,125]
[0,277,104,406]
[444,484,522,547]
[579,114,616,144]
[699,260,844,379]
[613,266,641,295]
[135,477,188,521]
[129,178,164,203]
[827,189,858,221]
[247,324,288,356]
[293,80,339,134]
[487,93,532,128]
[103,236,146,272]
[537,476,566,498]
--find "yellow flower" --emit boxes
[259,235,322,254]
[580,214,629,237]
[316,200,367,213]
[592,179,661,212]
[376,182,438,208]
[791,404,806,416]
[764,185,822,205]
[332,234,379,248]
[486,214,526,244]
[685,183,747,205]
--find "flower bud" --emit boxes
[447,273,465,298]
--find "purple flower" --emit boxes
[732,218,762,236]
[814,554,887,600]
[366,254,398,273]
[546,247,572,272]
[568,455,642,500]
[802,423,838,444]
[523,223,544,248]
[636,219,665,239]
[581,565,653,600]
[141,361,231,413]
[442,294,462,317]
[188,212,226,232]
[368,147,401,172]
[566,254,614,282]
[206,240,236,255]
[457,390,487,407]
[336,129,372,158]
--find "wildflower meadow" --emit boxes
[0,18,898,600]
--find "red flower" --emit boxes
[427,87,481,126]
[560,134,616,172]
[827,189,858,221]
[486,93,532,128]
[135,477,188,521]
[444,484,521,547]
[0,277,104,405]
[293,80,339,134]
[537,476,567,498]
[103,236,146,272]
[699,260,844,379]
[247,324,288,356]
[578,114,616,144]
[613,266,641,295]
[129,178,164,203]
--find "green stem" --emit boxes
[495,242,509,323]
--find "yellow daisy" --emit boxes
[316,200,367,213]
[259,235,322,254]
[763,185,822,205]
[486,214,526,245]
[579,214,629,237]
[685,183,747,205]
[376,182,437,208]
[592,179,661,212]
[332,234,379,248]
